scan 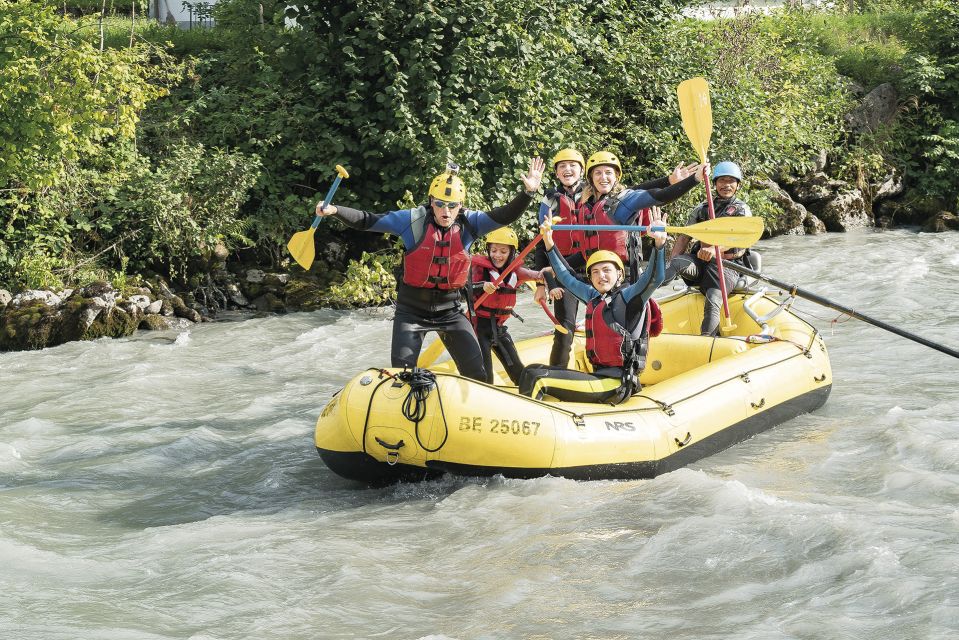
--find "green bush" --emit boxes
[796,0,959,209]
[146,0,849,254]
[323,250,398,308]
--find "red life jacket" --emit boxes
[585,295,628,368]
[471,255,518,325]
[579,197,628,262]
[585,292,660,369]
[636,207,652,232]
[550,192,585,257]
[402,215,471,290]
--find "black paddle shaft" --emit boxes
[723,260,959,361]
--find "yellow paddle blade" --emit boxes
[678,77,712,163]
[287,227,317,270]
[666,216,764,249]
[417,338,447,368]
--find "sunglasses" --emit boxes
[432,199,461,209]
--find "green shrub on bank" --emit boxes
[0,2,261,292]
[5,0,956,298]
[322,250,398,309]
[787,1,959,211]
[49,0,147,15]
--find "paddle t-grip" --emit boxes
[312,164,350,230]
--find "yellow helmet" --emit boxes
[485,226,519,249]
[585,151,622,179]
[551,148,585,170]
[428,172,466,202]
[586,250,624,273]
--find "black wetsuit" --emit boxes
[332,192,533,381]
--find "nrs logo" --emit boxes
[605,420,636,432]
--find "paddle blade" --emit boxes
[287,227,317,270]
[418,338,446,368]
[667,216,764,249]
[678,77,712,163]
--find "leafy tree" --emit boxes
[0,1,173,286]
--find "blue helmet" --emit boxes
[712,161,743,183]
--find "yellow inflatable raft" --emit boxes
[315,289,832,483]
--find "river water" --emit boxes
[2,229,958,639]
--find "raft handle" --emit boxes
[375,437,405,451]
[814,374,826,383]
[675,432,691,447]
[375,437,405,466]
[750,398,766,410]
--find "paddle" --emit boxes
[722,261,959,360]
[551,216,763,250]
[287,164,350,270]
[417,337,447,368]
[525,281,569,334]
[678,77,736,333]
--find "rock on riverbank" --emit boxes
[0,266,334,352]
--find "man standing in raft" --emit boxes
[314,158,545,381]
[517,207,669,404]
[532,148,586,367]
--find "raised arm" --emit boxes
[622,208,668,304]
[541,217,595,304]
[472,157,546,234]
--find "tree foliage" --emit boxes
[0,2,260,290]
[158,0,848,250]
[795,0,959,210]
[4,0,954,297]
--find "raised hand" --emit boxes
[649,206,669,248]
[522,157,546,194]
[539,214,558,251]
[669,162,700,184]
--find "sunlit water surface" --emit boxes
[2,230,958,639]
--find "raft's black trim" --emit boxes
[317,384,832,484]
[317,449,443,486]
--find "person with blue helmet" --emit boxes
[664,161,752,336]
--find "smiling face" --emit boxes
[714,175,740,199]
[430,198,462,227]
[555,160,582,189]
[589,262,622,293]
[487,242,512,269]
[590,166,618,196]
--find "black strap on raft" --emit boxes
[398,367,435,422]
[396,367,449,452]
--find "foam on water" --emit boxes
[2,230,958,638]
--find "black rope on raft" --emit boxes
[397,367,449,452]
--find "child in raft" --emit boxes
[470,226,545,385]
